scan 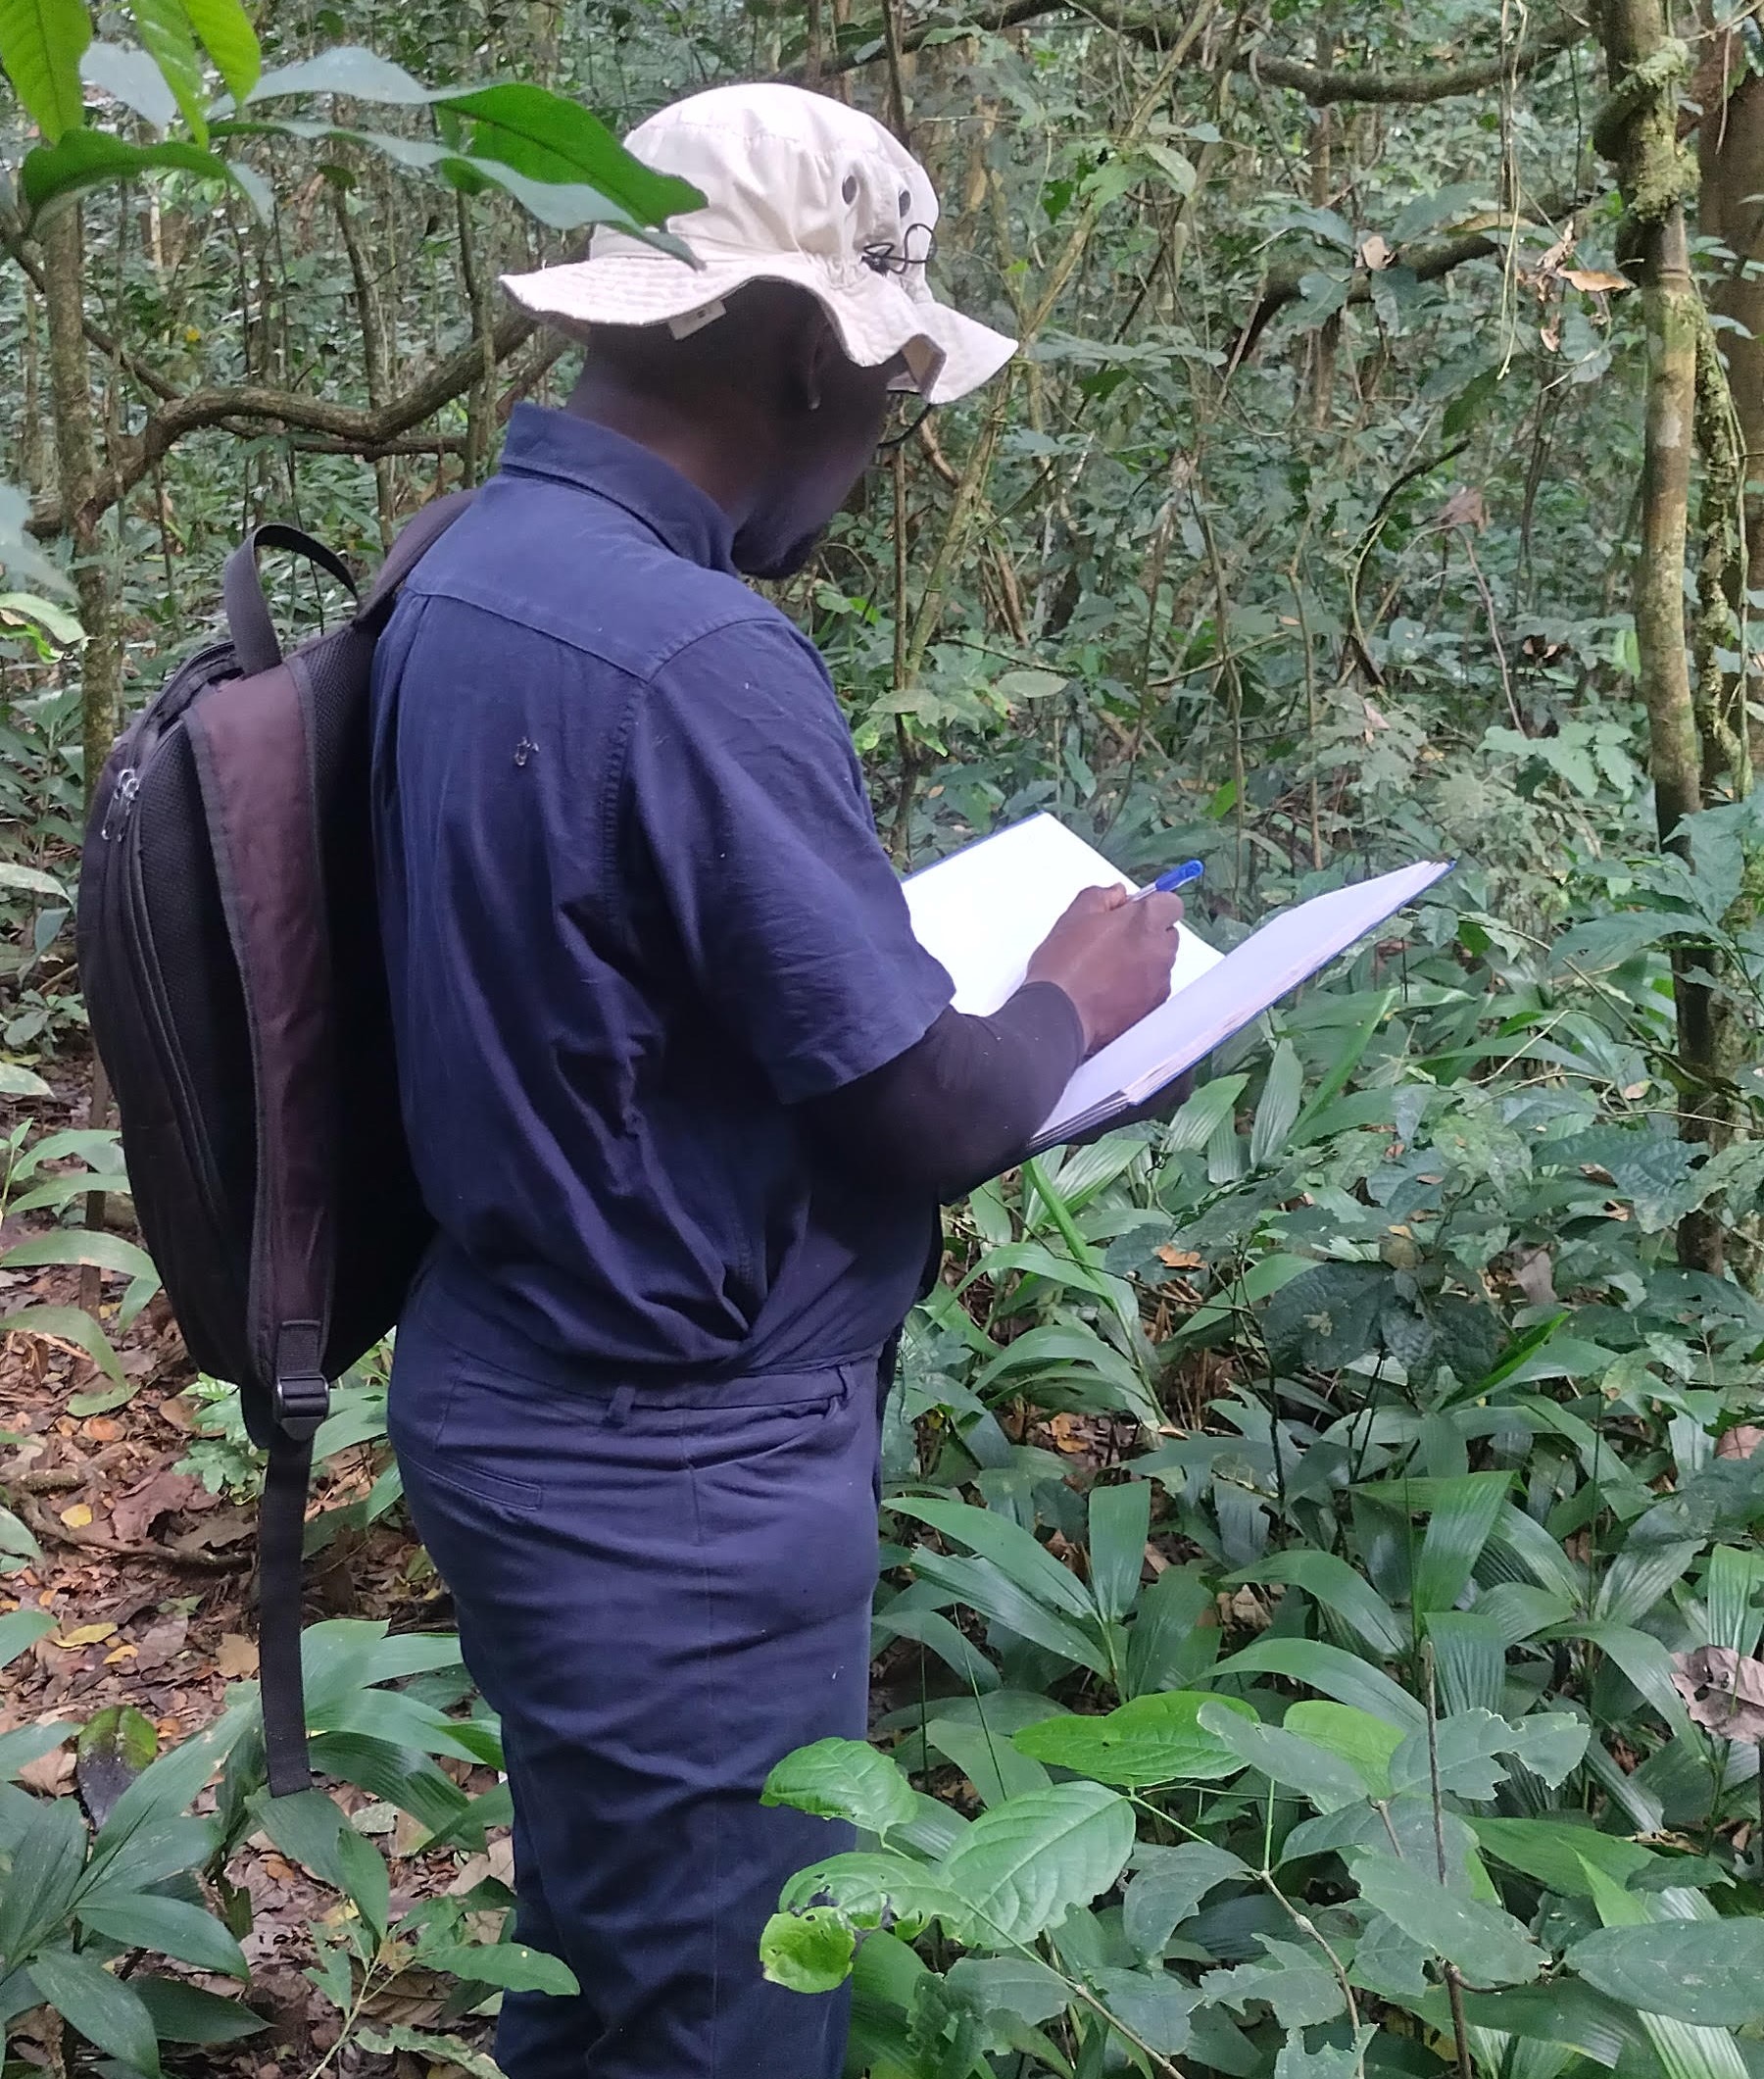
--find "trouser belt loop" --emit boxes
[606,1383,637,1429]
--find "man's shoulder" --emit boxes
[394,477,802,688]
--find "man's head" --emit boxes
[501,83,1016,575]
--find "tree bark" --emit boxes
[1597,0,1722,1270]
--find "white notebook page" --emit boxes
[903,812,1222,1015]
[1039,859,1453,1141]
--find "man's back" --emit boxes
[370,404,952,1378]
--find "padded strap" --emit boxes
[223,524,360,677]
[260,1430,315,1798]
[357,488,479,634]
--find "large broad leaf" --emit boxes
[27,1947,160,2077]
[1283,1702,1403,1797]
[21,127,237,215]
[1198,1702,1371,1812]
[1,1304,125,1385]
[1471,1816,1657,1896]
[908,1550,1109,1674]
[179,0,257,100]
[133,1978,267,2043]
[761,1738,917,1839]
[1576,1863,1750,2079]
[1207,1639,1427,1732]
[1088,1480,1152,1623]
[75,1895,248,1980]
[1250,1039,1304,1166]
[1201,1938,1347,2027]
[1227,1551,1406,1657]
[435,82,701,223]
[759,1908,855,1994]
[892,1498,1097,1621]
[0,0,90,140]
[778,1850,959,1937]
[74,1706,158,1827]
[1123,1842,1250,1959]
[0,1794,88,1963]
[938,1781,1135,1946]
[88,1705,251,1871]
[1012,1691,1254,1788]
[1352,1854,1544,1988]
[2,1228,158,1282]
[1569,1920,1764,2027]
[126,0,203,137]
[422,1941,578,1997]
[0,1606,55,1668]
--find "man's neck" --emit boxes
[564,372,761,531]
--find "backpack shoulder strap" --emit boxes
[356,488,479,634]
[223,524,360,676]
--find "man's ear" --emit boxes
[793,306,846,416]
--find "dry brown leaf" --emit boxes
[215,1633,259,1679]
[110,1467,203,1545]
[1047,1413,1088,1453]
[1154,1246,1202,1269]
[58,1503,93,1530]
[132,1614,190,1670]
[1534,218,1577,284]
[1358,232,1394,271]
[1718,1425,1764,1461]
[17,1744,74,1794]
[1438,484,1490,532]
[1672,1645,1764,1740]
[1562,267,1629,293]
[1510,1245,1559,1308]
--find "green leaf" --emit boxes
[435,81,703,224]
[1250,1039,1303,1166]
[945,1954,1069,2027]
[0,1606,55,1667]
[422,1941,579,1997]
[0,861,67,898]
[1227,1551,1406,1658]
[1352,1853,1544,1988]
[1089,1965,1200,2054]
[1567,1920,1764,2027]
[0,1061,54,1098]
[132,1977,267,2043]
[938,1781,1135,1945]
[91,1705,250,1870]
[1197,1702,1371,1812]
[924,1717,1049,1807]
[29,1951,158,2075]
[2,1228,158,1283]
[125,0,204,139]
[20,128,238,216]
[778,1850,958,1936]
[1164,1074,1248,1156]
[1087,1480,1151,1624]
[1123,1842,1249,1959]
[892,1497,1098,1622]
[0,1503,41,1565]
[1,1305,125,1385]
[761,1738,917,1838]
[1011,1691,1255,1788]
[1470,1817,1657,1897]
[335,1824,390,1942]
[178,0,257,101]
[251,1786,348,1889]
[759,1908,855,1995]
[1283,1702,1404,1797]
[356,2026,504,2079]
[1201,1937,1347,2027]
[0,0,91,141]
[908,1550,1109,1675]
[1376,1470,1512,1614]
[0,1793,89,1962]
[75,1895,248,1980]
[0,1721,72,1782]
[245,43,432,100]
[1207,1639,1427,1732]
[74,1705,159,1828]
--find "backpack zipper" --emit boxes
[99,767,139,840]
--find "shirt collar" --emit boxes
[499,403,738,575]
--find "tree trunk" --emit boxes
[1596,0,1723,1270]
[40,205,124,1310]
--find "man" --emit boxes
[370,81,1183,2079]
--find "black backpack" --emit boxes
[77,492,474,1797]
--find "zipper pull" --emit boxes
[100,767,139,841]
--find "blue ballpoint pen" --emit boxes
[1128,859,1204,903]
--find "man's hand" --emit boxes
[1025,883,1184,1057]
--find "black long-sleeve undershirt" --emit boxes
[806,980,1084,1203]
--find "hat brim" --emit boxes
[499,242,1016,406]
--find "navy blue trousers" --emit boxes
[388,1282,885,2079]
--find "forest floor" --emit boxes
[0,1074,505,2079]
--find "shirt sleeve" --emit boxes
[623,614,955,1105]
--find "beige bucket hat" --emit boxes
[499,82,1018,406]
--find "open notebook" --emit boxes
[902,814,1452,1151]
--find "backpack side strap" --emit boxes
[223,525,361,676]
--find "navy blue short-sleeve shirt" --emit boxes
[370,406,954,1378]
